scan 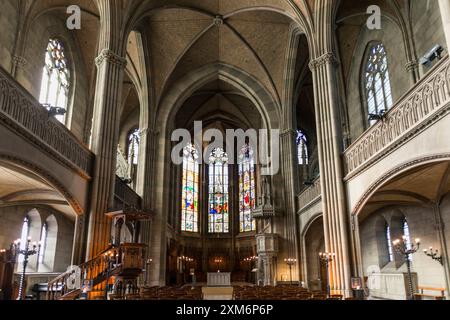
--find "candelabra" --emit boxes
[214,258,223,272]
[104,251,119,299]
[393,236,420,300]
[10,238,41,300]
[244,256,258,284]
[423,247,443,265]
[319,252,335,297]
[284,258,297,285]
[180,256,194,283]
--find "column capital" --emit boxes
[95,49,127,68]
[280,129,297,139]
[13,55,27,69]
[309,52,339,71]
[405,60,418,73]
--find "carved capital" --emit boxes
[13,55,27,68]
[405,60,418,72]
[95,49,127,68]
[309,52,339,71]
[213,15,224,27]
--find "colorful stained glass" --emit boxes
[208,148,229,233]
[181,144,199,232]
[239,144,256,232]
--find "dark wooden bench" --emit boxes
[414,286,446,300]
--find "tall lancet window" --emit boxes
[181,144,199,232]
[402,218,413,262]
[364,43,393,125]
[127,129,140,166]
[296,130,308,165]
[18,216,30,263]
[208,148,229,233]
[386,224,394,262]
[38,223,48,264]
[39,39,70,124]
[239,144,256,232]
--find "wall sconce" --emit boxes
[423,247,443,265]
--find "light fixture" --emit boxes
[368,109,387,122]
[419,44,444,67]
[42,103,66,118]
[423,247,443,265]
[392,237,420,300]
[319,252,335,297]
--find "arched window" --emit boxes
[364,43,393,125]
[39,39,70,124]
[208,148,229,233]
[18,216,30,263]
[38,223,48,264]
[127,129,140,166]
[181,144,199,233]
[239,144,256,232]
[296,130,308,165]
[386,224,394,262]
[402,218,413,261]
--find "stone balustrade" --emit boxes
[0,66,93,175]
[297,178,321,210]
[344,55,450,177]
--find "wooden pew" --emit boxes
[414,286,446,300]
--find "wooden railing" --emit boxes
[114,176,142,210]
[297,178,321,211]
[0,66,93,175]
[46,243,146,300]
[344,55,450,177]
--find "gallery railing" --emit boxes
[344,55,450,177]
[297,177,321,211]
[0,66,93,175]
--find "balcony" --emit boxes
[344,55,450,178]
[0,66,93,176]
[113,176,142,210]
[297,177,321,212]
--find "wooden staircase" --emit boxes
[47,243,146,300]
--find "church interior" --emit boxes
[1,0,450,301]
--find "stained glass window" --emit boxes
[386,224,394,262]
[296,130,308,165]
[127,129,140,166]
[208,148,229,233]
[181,144,199,232]
[39,39,70,124]
[239,144,256,232]
[403,218,413,262]
[365,43,393,125]
[38,223,48,264]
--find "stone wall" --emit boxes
[0,6,91,142]
[0,206,74,273]
[360,206,448,293]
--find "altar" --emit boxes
[207,272,231,287]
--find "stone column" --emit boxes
[85,49,126,259]
[439,0,450,50]
[136,128,158,285]
[280,130,300,281]
[309,53,352,296]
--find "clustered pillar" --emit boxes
[86,49,126,259]
[280,130,300,281]
[309,52,352,296]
